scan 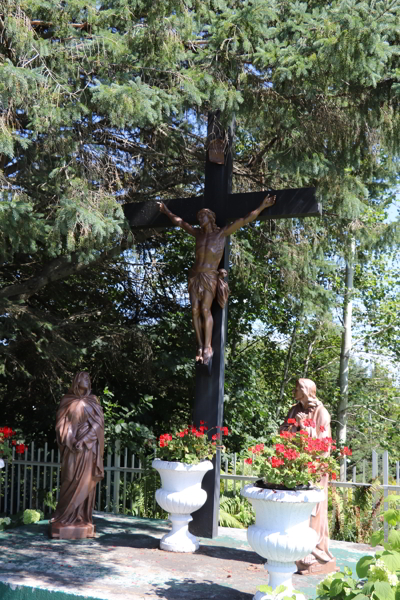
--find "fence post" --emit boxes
[372,450,378,532]
[383,451,389,542]
[29,443,34,509]
[10,447,15,515]
[233,453,237,496]
[113,440,121,514]
[106,451,111,512]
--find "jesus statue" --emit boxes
[158,195,276,365]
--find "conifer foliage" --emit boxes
[1,1,400,437]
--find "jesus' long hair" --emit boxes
[196,208,219,232]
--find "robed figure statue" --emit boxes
[50,372,104,539]
[280,378,338,575]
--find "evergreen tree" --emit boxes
[1,0,400,444]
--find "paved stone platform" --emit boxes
[0,513,374,600]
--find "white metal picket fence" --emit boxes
[1,443,399,527]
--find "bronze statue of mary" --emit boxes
[50,372,104,539]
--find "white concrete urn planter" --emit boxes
[152,458,213,553]
[241,484,325,600]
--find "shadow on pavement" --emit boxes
[197,544,264,565]
[151,577,254,600]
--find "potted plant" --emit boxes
[241,422,338,600]
[152,422,228,553]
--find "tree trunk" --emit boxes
[337,238,355,478]
[302,321,321,377]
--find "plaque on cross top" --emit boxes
[123,113,322,539]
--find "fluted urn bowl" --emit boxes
[152,458,213,552]
[241,484,325,600]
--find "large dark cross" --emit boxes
[123,114,321,538]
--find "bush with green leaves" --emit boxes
[0,517,11,531]
[22,509,43,525]
[101,388,156,453]
[316,495,400,600]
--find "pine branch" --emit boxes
[0,244,128,301]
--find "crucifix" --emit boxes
[123,113,321,538]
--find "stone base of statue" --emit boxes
[49,522,96,540]
[296,557,339,576]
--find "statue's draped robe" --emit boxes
[280,400,334,565]
[51,393,104,526]
[188,267,229,308]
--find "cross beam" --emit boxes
[123,188,321,230]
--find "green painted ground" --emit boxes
[0,513,373,600]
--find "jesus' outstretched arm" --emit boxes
[222,195,276,236]
[157,202,197,237]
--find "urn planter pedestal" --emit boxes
[241,484,325,600]
[152,459,213,553]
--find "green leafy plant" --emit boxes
[43,490,58,511]
[330,481,383,543]
[0,517,11,531]
[258,584,301,599]
[157,423,228,465]
[219,493,255,529]
[124,455,166,519]
[316,495,400,600]
[243,421,338,489]
[101,388,156,453]
[22,509,44,525]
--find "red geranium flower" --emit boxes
[271,457,285,468]
[244,458,252,465]
[283,449,299,460]
[340,446,352,456]
[287,418,296,424]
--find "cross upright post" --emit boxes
[189,112,233,538]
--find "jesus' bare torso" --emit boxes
[158,195,276,364]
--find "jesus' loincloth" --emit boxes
[188,267,229,308]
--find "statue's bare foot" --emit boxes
[196,347,203,363]
[203,346,213,365]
